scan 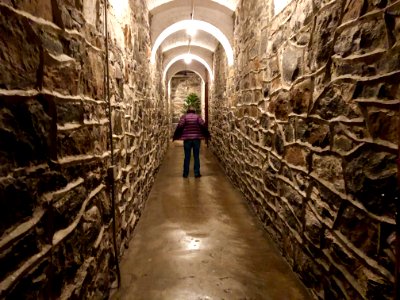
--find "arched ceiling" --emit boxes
[163,53,214,81]
[163,46,213,70]
[147,0,238,81]
[150,1,234,43]
[147,0,239,12]
[161,30,218,53]
[167,60,208,83]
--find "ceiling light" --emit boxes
[151,20,234,66]
[186,27,197,37]
[163,54,214,81]
[184,54,192,64]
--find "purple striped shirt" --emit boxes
[178,113,205,140]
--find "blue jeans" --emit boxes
[183,139,201,177]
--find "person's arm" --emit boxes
[173,115,185,141]
[178,115,186,127]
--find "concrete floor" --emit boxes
[110,142,311,300]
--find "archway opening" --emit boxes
[169,71,205,130]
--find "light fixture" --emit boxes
[151,20,234,66]
[185,3,193,67]
[184,54,192,64]
[186,27,197,37]
[186,0,196,37]
[163,54,214,81]
[184,36,192,65]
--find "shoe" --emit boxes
[195,174,201,178]
[183,175,188,178]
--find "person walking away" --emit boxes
[173,106,210,178]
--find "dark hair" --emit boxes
[187,106,196,113]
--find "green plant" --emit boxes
[183,93,201,114]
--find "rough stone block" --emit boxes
[52,0,85,30]
[291,23,313,46]
[52,182,87,231]
[289,0,314,32]
[327,265,364,300]
[268,91,291,120]
[281,43,304,83]
[353,73,400,100]
[336,204,379,258]
[365,107,398,144]
[323,276,350,300]
[312,154,345,193]
[307,2,342,71]
[273,130,285,155]
[282,121,295,143]
[57,125,106,157]
[279,181,304,220]
[342,0,364,23]
[334,17,388,58]
[304,204,324,247]
[296,118,330,148]
[290,78,313,114]
[83,0,99,26]
[42,51,81,95]
[343,147,397,218]
[81,205,102,249]
[13,0,53,21]
[332,123,363,155]
[80,48,105,99]
[93,189,111,223]
[4,257,52,299]
[0,5,41,89]
[284,145,309,167]
[53,97,84,125]
[310,184,342,227]
[51,229,85,296]
[311,81,362,120]
[0,97,53,176]
[0,227,40,281]
[295,245,325,291]
[324,231,358,270]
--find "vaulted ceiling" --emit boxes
[147,0,238,83]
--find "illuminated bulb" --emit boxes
[184,55,192,64]
[186,27,197,37]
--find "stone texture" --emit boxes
[209,0,399,299]
[0,5,41,89]
[0,0,169,298]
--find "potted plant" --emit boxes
[183,93,201,114]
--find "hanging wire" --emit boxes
[104,0,121,288]
[187,0,194,58]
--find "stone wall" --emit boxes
[209,0,399,299]
[170,72,202,123]
[0,0,169,298]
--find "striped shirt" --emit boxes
[178,113,205,140]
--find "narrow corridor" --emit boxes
[111,143,310,300]
[1,0,398,298]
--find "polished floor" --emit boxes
[110,142,311,300]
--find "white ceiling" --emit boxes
[166,60,208,83]
[147,0,239,12]
[160,30,218,53]
[163,46,214,70]
[147,0,237,80]
[150,4,234,43]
